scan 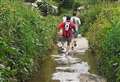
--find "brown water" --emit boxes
[77,51,97,74]
[28,37,106,82]
[28,51,98,82]
[28,56,56,82]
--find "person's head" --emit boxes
[63,15,66,17]
[66,16,71,21]
[73,9,77,16]
[73,12,76,16]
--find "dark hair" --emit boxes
[66,16,71,20]
[73,11,77,16]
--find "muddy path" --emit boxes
[28,36,107,82]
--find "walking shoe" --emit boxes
[74,41,77,47]
[62,48,67,52]
[65,51,71,56]
[74,43,77,47]
[65,52,69,56]
[78,34,82,38]
[61,47,64,51]
[58,47,65,53]
[71,46,74,50]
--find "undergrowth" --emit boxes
[0,0,59,82]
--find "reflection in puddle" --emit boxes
[52,53,90,82]
[52,37,106,82]
[52,37,90,82]
[28,37,106,82]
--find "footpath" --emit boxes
[51,36,107,82]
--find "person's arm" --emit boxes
[70,17,73,22]
[63,16,66,22]
[78,18,81,25]
[71,23,76,32]
[58,22,64,36]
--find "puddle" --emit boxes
[28,37,106,82]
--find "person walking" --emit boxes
[70,12,81,48]
[57,16,76,55]
[71,12,81,37]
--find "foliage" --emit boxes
[75,0,119,5]
[85,3,120,82]
[98,12,120,82]
[0,0,58,81]
[80,4,102,35]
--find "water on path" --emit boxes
[28,37,106,82]
[51,37,106,82]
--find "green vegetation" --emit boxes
[84,3,120,82]
[0,0,58,82]
[98,8,120,81]
[1,0,120,82]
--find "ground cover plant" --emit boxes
[0,0,59,81]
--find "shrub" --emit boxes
[86,3,120,82]
[98,20,120,82]
[0,0,58,81]
[80,4,102,35]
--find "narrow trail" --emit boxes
[51,36,107,82]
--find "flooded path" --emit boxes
[28,37,107,82]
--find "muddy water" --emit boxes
[28,56,56,82]
[28,37,106,82]
[77,51,97,74]
[28,53,97,82]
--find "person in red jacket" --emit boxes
[57,16,76,54]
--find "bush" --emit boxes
[80,4,102,35]
[86,3,120,82]
[58,0,74,9]
[0,0,58,82]
[87,16,111,53]
[98,13,120,82]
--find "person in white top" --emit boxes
[71,12,81,37]
[70,12,81,49]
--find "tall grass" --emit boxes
[84,2,120,82]
[0,0,58,82]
